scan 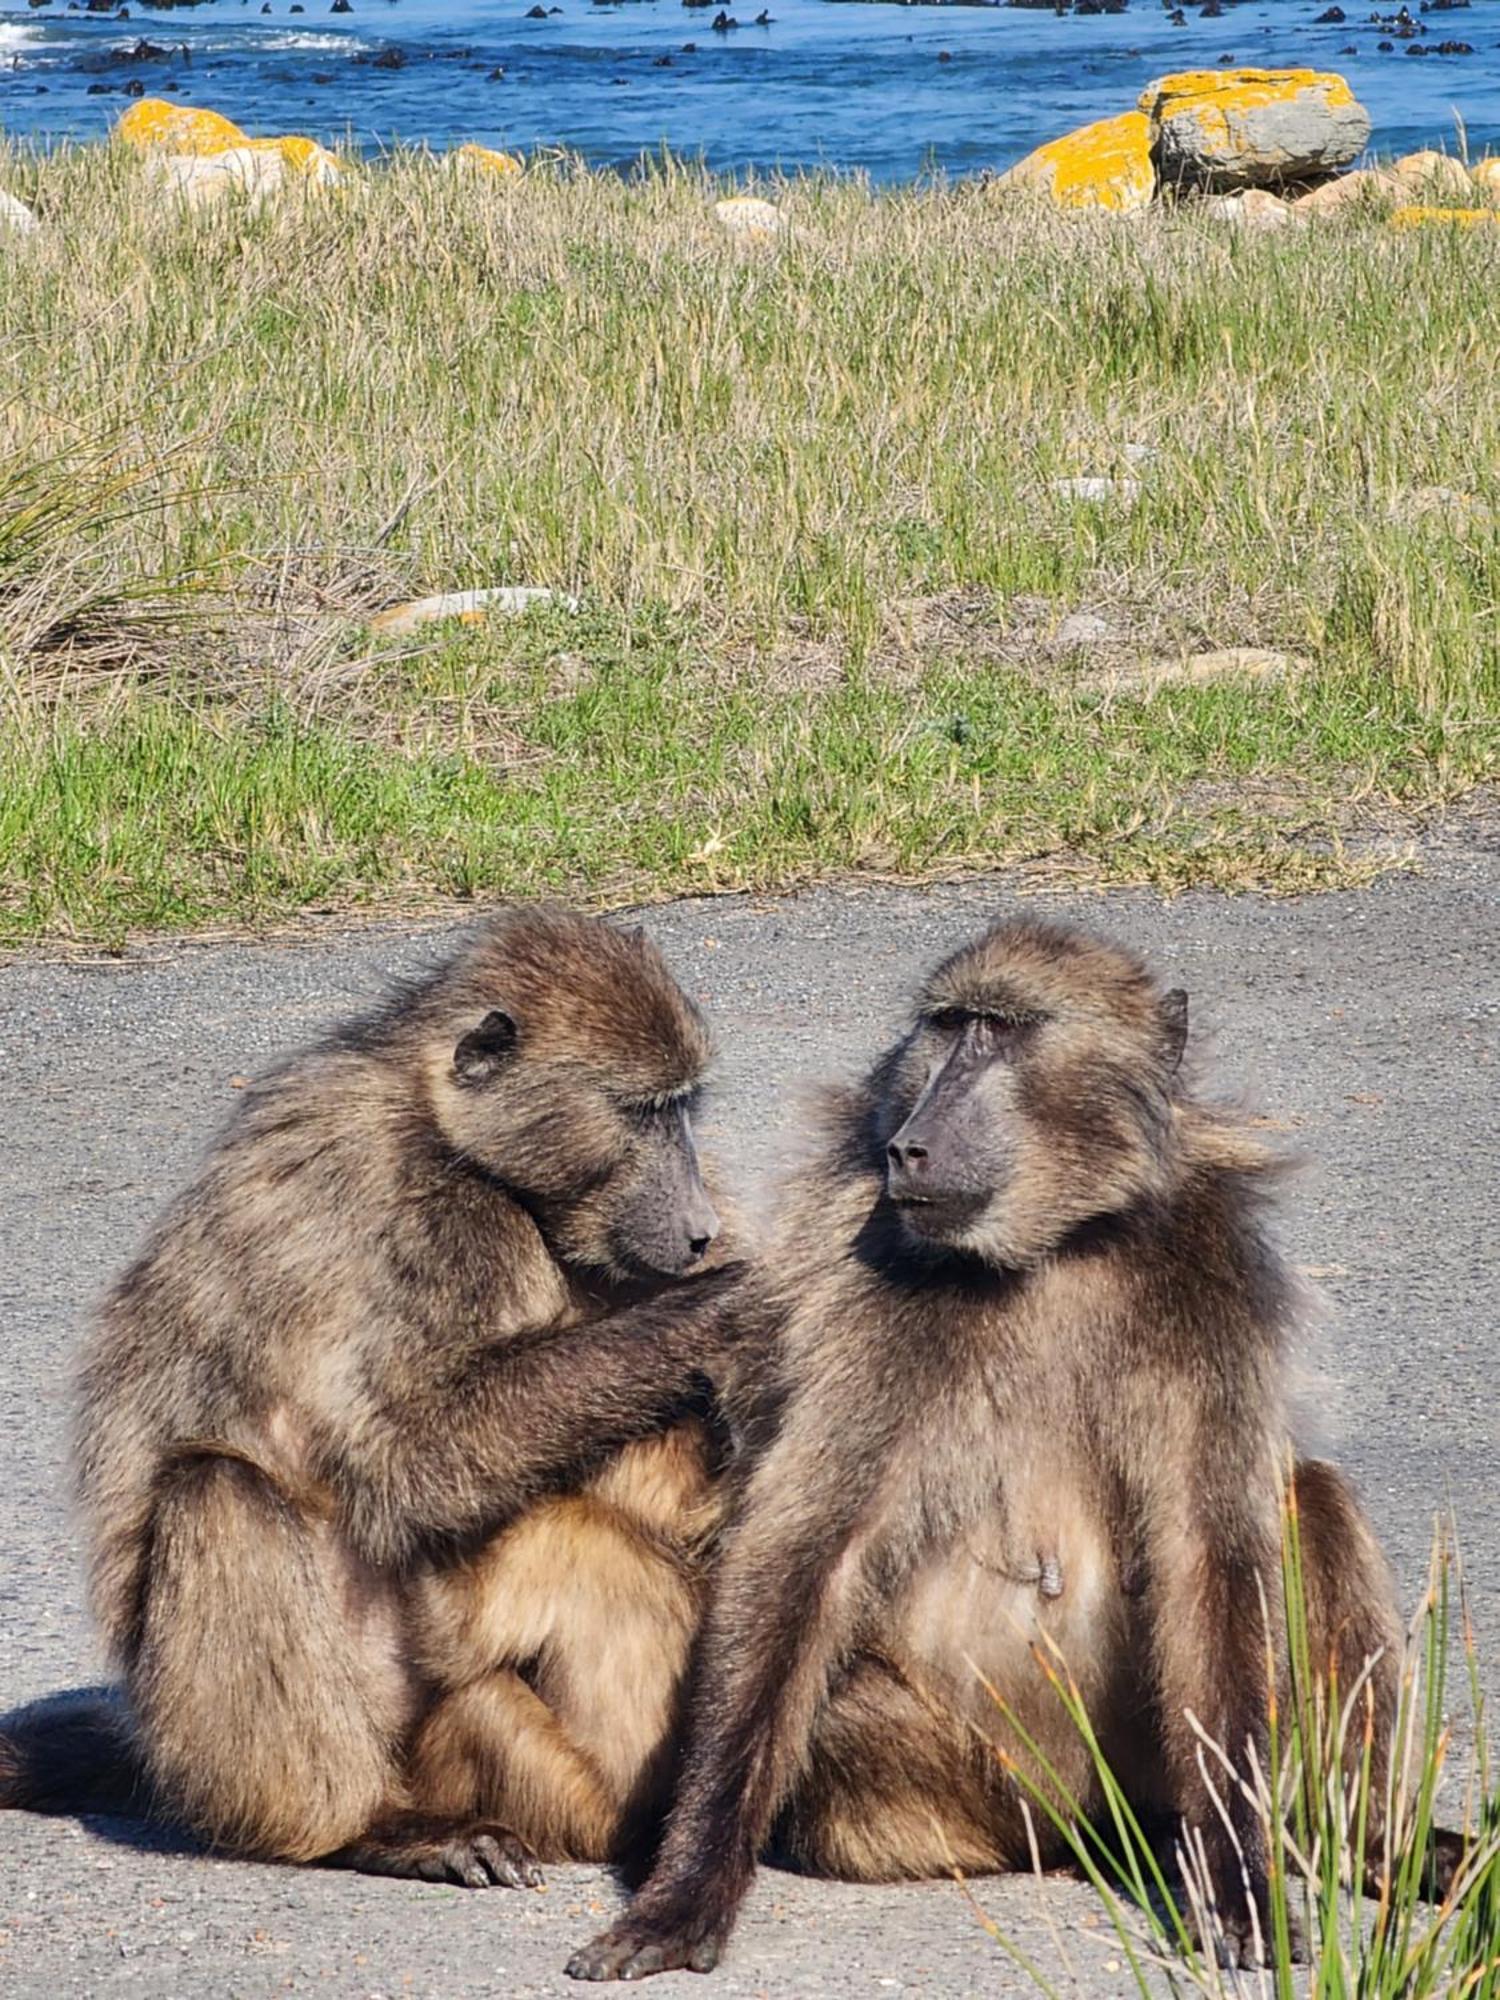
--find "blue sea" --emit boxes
[2,0,1496,181]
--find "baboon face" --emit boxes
[880,921,1188,1269]
[430,913,720,1278]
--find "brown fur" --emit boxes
[1,907,743,1881]
[567,916,1412,1981]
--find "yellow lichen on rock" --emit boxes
[245,135,342,182]
[449,143,524,177]
[1388,205,1500,231]
[999,111,1154,214]
[116,98,248,157]
[1140,68,1371,190]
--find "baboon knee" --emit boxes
[133,1450,395,1862]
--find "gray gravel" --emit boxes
[2,834,1498,1997]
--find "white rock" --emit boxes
[1055,611,1114,646]
[1052,476,1142,506]
[0,189,38,235]
[1201,188,1303,230]
[369,586,579,635]
[146,147,287,213]
[714,196,782,238]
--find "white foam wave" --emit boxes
[254,31,368,53]
[0,22,43,51]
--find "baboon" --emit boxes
[0,907,745,1882]
[568,915,1417,1980]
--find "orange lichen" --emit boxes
[115,98,248,156]
[1001,111,1155,214]
[1388,205,1500,230]
[450,143,524,177]
[1141,67,1358,128]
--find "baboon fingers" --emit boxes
[565,1912,724,1982]
[330,1815,544,1890]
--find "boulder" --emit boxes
[145,146,287,211]
[0,189,39,235]
[997,110,1155,214]
[1200,187,1303,228]
[713,195,782,237]
[245,134,342,182]
[1294,166,1402,214]
[448,142,523,177]
[369,587,578,635]
[1472,157,1500,204]
[1140,68,1371,191]
[1391,149,1475,200]
[116,96,248,155]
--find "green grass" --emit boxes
[972,1498,1500,1997]
[1,139,1496,946]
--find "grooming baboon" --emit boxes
[568,916,1416,1980]
[0,908,744,1882]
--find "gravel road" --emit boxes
[2,835,1497,1998]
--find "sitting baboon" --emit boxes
[0,907,745,1883]
[569,916,1420,1980]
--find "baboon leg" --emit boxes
[408,1669,622,1862]
[132,1449,400,1864]
[1292,1459,1409,1867]
[777,1656,1017,1882]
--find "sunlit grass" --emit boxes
[0,142,1495,944]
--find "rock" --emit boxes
[1391,149,1475,199]
[1054,611,1114,646]
[1140,68,1371,191]
[1052,476,1142,505]
[245,134,341,182]
[1096,647,1306,691]
[997,110,1155,214]
[0,189,39,234]
[1294,166,1403,214]
[1388,204,1499,229]
[713,195,782,237]
[1390,485,1493,534]
[1472,158,1500,204]
[1200,186,1303,228]
[116,95,248,153]
[146,145,287,210]
[448,142,523,176]
[369,587,578,635]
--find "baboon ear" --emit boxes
[1159,988,1189,1072]
[453,1009,518,1083]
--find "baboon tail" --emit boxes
[0,1687,153,1819]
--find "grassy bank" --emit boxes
[1,141,1496,947]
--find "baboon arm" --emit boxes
[334,1269,745,1566]
[568,1446,882,1977]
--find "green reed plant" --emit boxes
[974,1495,1500,1996]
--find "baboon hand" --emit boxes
[565,1905,727,1981]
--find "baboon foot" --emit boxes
[330,1812,544,1889]
[1192,1901,1305,1970]
[1426,1825,1467,1900]
[565,1905,726,1980]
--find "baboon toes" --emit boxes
[565,1910,725,1980]
[336,1815,544,1889]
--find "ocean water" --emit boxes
[1,0,1496,181]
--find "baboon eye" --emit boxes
[927,1009,970,1034]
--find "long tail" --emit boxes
[0,1687,155,1819]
